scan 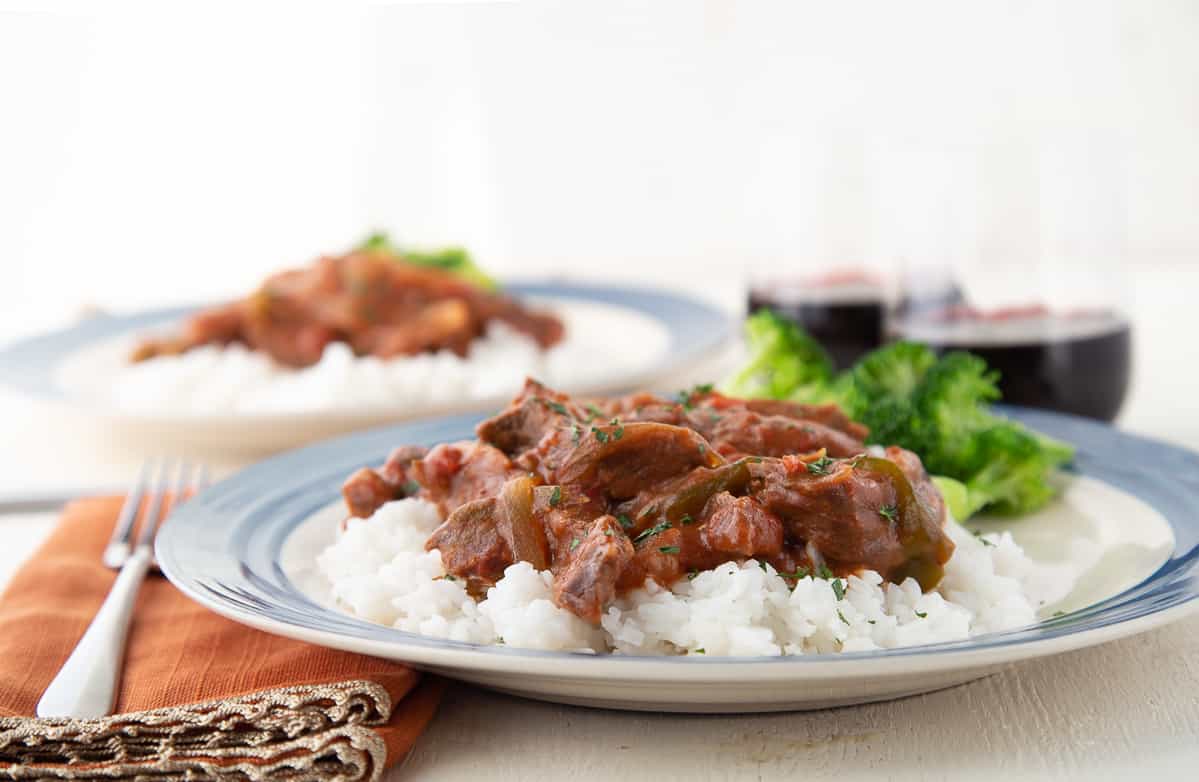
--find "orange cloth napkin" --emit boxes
[0,497,444,780]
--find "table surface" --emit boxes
[1,269,1197,781]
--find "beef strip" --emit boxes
[341,445,428,519]
[741,398,870,441]
[750,448,953,589]
[551,515,635,623]
[700,492,784,559]
[408,441,523,517]
[426,497,514,595]
[475,378,586,457]
[688,408,865,459]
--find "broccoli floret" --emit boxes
[959,423,1073,515]
[720,310,837,402]
[843,342,939,413]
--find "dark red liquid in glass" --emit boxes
[747,289,884,370]
[894,309,1132,422]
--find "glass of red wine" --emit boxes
[744,130,890,370]
[888,135,1132,422]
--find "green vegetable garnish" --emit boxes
[721,310,838,403]
[633,520,671,544]
[659,545,680,555]
[805,455,835,476]
[357,231,498,290]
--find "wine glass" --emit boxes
[886,134,1132,422]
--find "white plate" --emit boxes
[156,407,1199,712]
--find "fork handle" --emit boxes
[36,546,153,719]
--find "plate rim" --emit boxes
[155,404,1199,677]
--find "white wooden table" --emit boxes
[1,269,1196,781]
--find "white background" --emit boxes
[1,0,1197,335]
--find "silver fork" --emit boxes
[36,459,208,719]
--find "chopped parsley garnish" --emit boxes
[442,574,456,582]
[972,530,996,547]
[658,545,680,555]
[758,560,767,571]
[674,384,712,410]
[592,427,610,444]
[612,420,625,441]
[785,567,810,580]
[603,528,613,536]
[569,537,580,551]
[914,610,927,619]
[571,424,582,444]
[806,455,835,476]
[584,403,604,422]
[617,514,633,529]
[878,504,899,522]
[687,569,699,580]
[818,564,834,580]
[837,609,850,625]
[549,486,562,507]
[694,648,705,654]
[680,514,695,525]
[698,443,707,456]
[544,400,569,416]
[830,578,846,601]
[402,479,421,496]
[633,520,672,544]
[867,619,877,625]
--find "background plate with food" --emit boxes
[0,236,731,453]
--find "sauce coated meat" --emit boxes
[342,379,956,624]
[132,251,564,367]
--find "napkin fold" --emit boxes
[0,497,444,780]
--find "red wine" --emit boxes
[894,307,1132,421]
[748,274,885,370]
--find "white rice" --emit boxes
[315,498,1075,656]
[105,324,559,415]
[64,301,672,415]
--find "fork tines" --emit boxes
[102,459,207,569]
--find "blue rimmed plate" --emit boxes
[0,282,730,454]
[156,407,1199,713]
